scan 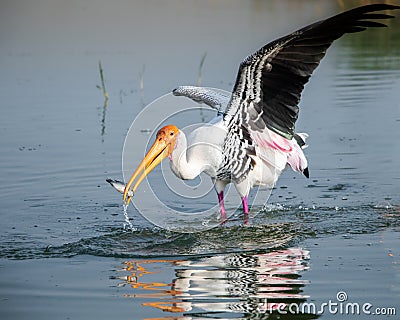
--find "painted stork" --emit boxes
[123,4,399,223]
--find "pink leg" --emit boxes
[218,191,227,222]
[242,196,250,226]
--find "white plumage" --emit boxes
[123,4,399,224]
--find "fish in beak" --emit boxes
[123,125,179,204]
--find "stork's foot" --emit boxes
[219,210,227,225]
[242,196,250,226]
[244,213,250,226]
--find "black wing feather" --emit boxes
[225,4,399,139]
[220,4,398,182]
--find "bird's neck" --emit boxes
[169,130,203,180]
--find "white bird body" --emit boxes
[122,4,399,224]
[169,116,306,199]
[171,120,227,180]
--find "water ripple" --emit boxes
[115,248,313,318]
[2,204,398,260]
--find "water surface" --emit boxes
[0,0,399,319]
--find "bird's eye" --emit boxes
[170,132,174,136]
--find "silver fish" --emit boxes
[106,179,134,197]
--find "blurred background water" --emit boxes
[0,0,399,319]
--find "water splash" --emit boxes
[2,203,399,260]
[123,203,136,232]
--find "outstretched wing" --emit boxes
[219,4,399,182]
[173,86,230,114]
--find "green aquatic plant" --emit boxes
[98,60,109,107]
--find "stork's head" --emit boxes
[123,125,180,204]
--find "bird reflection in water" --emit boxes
[117,248,318,319]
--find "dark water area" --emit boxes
[0,0,400,319]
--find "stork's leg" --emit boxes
[217,191,227,222]
[233,179,251,225]
[214,179,228,223]
[242,196,250,225]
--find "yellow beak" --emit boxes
[123,140,169,204]
[123,125,179,205]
